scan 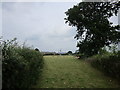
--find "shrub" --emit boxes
[75,53,88,59]
[2,38,43,88]
[91,51,120,80]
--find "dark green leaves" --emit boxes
[65,1,120,56]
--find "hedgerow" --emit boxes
[1,38,44,88]
[91,51,120,80]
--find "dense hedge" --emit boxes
[91,51,120,80]
[2,39,44,88]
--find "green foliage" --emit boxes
[65,1,120,56]
[91,51,120,80]
[98,47,109,55]
[108,44,118,53]
[2,38,43,88]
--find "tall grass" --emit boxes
[1,38,44,88]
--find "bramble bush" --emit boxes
[91,51,120,80]
[1,38,44,88]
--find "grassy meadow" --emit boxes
[34,55,120,88]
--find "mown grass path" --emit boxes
[34,56,120,88]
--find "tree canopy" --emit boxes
[65,1,120,56]
[67,51,73,54]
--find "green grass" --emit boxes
[34,55,120,88]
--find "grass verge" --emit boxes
[34,55,120,88]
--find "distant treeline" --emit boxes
[41,52,70,56]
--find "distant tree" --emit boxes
[67,51,73,54]
[65,1,120,56]
[35,48,39,52]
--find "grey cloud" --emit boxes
[2,2,78,52]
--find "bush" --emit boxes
[91,51,120,80]
[2,38,44,88]
[75,53,88,59]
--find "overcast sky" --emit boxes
[1,2,119,52]
[2,2,79,53]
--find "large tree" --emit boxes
[65,1,120,56]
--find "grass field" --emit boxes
[34,55,120,88]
